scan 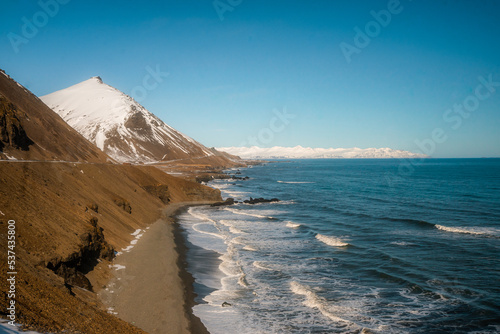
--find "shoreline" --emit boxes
[172,205,212,334]
[100,202,215,334]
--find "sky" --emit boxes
[1,0,499,158]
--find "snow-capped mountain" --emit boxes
[217,146,427,159]
[41,77,215,163]
[0,70,109,162]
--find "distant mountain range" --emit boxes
[41,77,231,163]
[217,146,427,159]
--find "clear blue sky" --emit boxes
[1,0,499,157]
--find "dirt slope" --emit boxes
[0,161,221,333]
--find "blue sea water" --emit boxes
[178,159,500,333]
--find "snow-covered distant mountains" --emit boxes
[41,77,216,163]
[217,146,427,159]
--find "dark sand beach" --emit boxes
[100,202,214,334]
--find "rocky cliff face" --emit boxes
[0,96,34,152]
[47,217,115,292]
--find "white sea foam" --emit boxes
[316,234,350,247]
[219,219,244,228]
[290,281,358,326]
[192,223,225,239]
[224,207,268,219]
[275,199,297,205]
[435,224,499,237]
[189,207,218,224]
[243,245,258,251]
[278,181,315,184]
[390,241,414,246]
[229,236,246,246]
[229,226,246,234]
[286,221,301,228]
[238,273,249,287]
[252,261,281,272]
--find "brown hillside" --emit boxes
[0,161,221,333]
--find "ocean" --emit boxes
[178,159,500,334]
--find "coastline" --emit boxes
[172,206,212,334]
[100,202,214,334]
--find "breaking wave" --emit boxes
[286,221,301,228]
[435,224,499,238]
[278,181,316,184]
[290,281,359,327]
[316,234,350,247]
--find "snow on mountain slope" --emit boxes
[217,146,428,159]
[41,76,214,163]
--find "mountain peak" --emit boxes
[41,79,216,163]
[90,76,103,84]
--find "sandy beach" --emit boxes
[100,202,215,334]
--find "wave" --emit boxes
[229,226,246,234]
[192,223,225,239]
[278,181,316,184]
[224,207,277,220]
[289,281,358,326]
[219,253,241,277]
[252,261,280,272]
[383,217,500,238]
[316,234,350,247]
[285,221,301,228]
[275,200,297,205]
[230,237,247,246]
[390,241,415,247]
[188,207,217,224]
[435,224,499,237]
[238,273,249,287]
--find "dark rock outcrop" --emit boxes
[46,217,115,291]
[211,198,236,207]
[0,96,34,151]
[85,202,99,213]
[143,184,170,204]
[243,197,280,205]
[113,197,132,214]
